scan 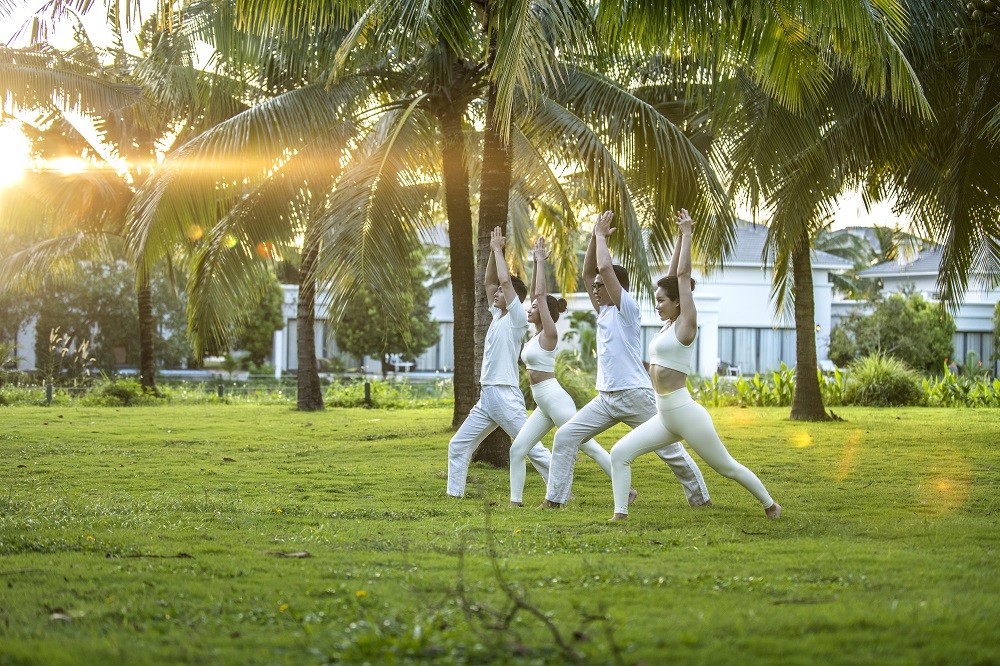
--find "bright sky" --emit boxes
[0,121,32,189]
[829,190,912,231]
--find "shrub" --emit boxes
[831,292,956,373]
[79,379,159,407]
[844,353,922,407]
[324,378,453,409]
[819,367,848,407]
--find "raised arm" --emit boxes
[673,209,698,345]
[582,227,600,312]
[594,210,624,308]
[490,226,518,308]
[532,237,558,351]
[484,229,500,302]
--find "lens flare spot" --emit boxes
[792,430,813,448]
[836,429,863,481]
[727,409,758,426]
[223,234,239,249]
[256,241,275,260]
[187,225,203,241]
[917,447,972,517]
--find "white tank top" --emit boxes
[649,324,696,375]
[520,333,556,372]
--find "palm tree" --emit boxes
[127,2,732,443]
[0,41,156,387]
[601,2,942,421]
[1,10,249,392]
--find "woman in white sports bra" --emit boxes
[508,237,632,507]
[608,209,781,521]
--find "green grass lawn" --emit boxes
[1,404,997,664]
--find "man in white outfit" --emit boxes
[541,211,711,508]
[447,226,552,497]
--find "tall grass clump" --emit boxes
[844,353,922,406]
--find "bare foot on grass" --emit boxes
[608,513,628,522]
[508,501,523,508]
[765,502,782,519]
[537,499,564,509]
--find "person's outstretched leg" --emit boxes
[539,381,614,477]
[666,395,777,511]
[447,401,496,497]
[546,395,615,505]
[508,409,554,505]
[609,416,679,519]
[615,388,711,507]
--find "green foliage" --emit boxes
[150,272,196,369]
[844,353,923,407]
[731,363,797,407]
[819,367,849,407]
[33,262,139,374]
[78,378,160,407]
[829,292,956,373]
[0,290,34,344]
[922,372,1000,408]
[234,276,285,367]
[333,252,439,370]
[324,378,454,409]
[561,310,597,372]
[37,328,97,386]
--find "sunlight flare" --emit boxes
[0,122,31,189]
[792,430,814,448]
[836,429,863,481]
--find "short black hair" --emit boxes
[656,275,696,301]
[511,276,528,302]
[612,264,629,291]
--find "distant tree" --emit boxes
[0,290,34,346]
[32,262,139,375]
[334,254,439,378]
[829,292,955,374]
[234,276,285,368]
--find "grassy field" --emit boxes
[0,404,997,664]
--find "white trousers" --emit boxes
[508,379,612,503]
[547,387,710,505]
[447,385,551,497]
[610,388,773,515]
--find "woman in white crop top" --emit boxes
[508,237,633,507]
[609,209,781,521]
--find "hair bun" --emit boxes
[557,298,567,313]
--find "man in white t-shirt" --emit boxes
[447,227,552,497]
[541,211,711,508]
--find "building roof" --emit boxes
[858,246,943,278]
[723,222,853,270]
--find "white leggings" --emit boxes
[509,379,612,503]
[610,388,774,515]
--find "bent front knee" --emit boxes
[610,447,632,467]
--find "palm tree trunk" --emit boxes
[471,75,515,467]
[438,108,479,428]
[790,240,829,421]
[296,226,324,411]
[137,272,157,394]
